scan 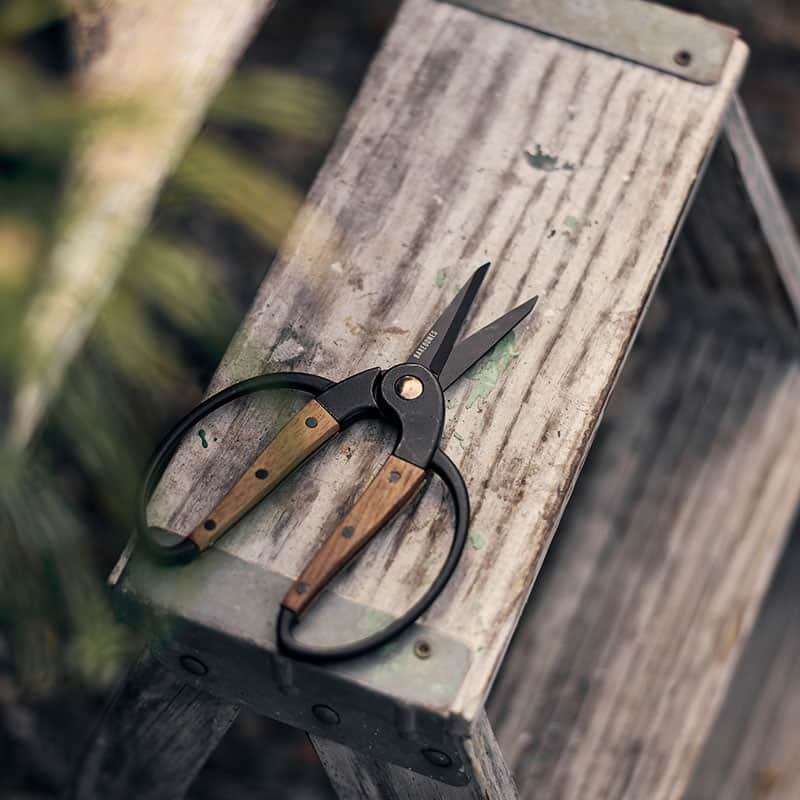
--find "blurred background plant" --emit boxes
[0,0,382,794]
[0,0,797,797]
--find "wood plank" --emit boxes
[313,710,518,799]
[487,305,800,800]
[67,649,239,800]
[128,0,749,733]
[685,531,800,800]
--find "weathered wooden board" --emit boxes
[66,649,239,800]
[487,301,800,799]
[685,531,800,800]
[126,0,749,732]
[313,710,518,800]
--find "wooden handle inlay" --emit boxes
[282,455,426,615]
[189,399,339,550]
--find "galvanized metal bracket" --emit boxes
[114,546,475,786]
[441,0,739,84]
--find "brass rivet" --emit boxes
[674,49,692,67]
[342,526,355,538]
[396,375,424,400]
[389,470,401,483]
[305,416,318,428]
[414,639,432,659]
[203,519,216,531]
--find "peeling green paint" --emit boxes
[465,332,520,409]
[435,268,447,288]
[524,144,575,172]
[469,530,486,550]
[453,431,465,449]
[198,429,208,448]
[564,214,592,234]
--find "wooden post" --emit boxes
[66,650,239,800]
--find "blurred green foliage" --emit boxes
[0,0,341,693]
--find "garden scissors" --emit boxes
[137,262,537,662]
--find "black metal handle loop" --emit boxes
[136,372,470,663]
[137,372,332,563]
[276,447,469,663]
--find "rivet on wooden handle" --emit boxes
[282,454,426,615]
[189,399,339,550]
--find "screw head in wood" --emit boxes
[395,375,424,400]
[342,526,355,538]
[203,519,216,531]
[255,468,269,479]
[312,704,340,725]
[295,582,308,594]
[389,470,401,483]
[305,416,318,428]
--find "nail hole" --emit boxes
[203,519,216,531]
[389,470,401,483]
[674,49,692,67]
[342,526,355,539]
[305,416,318,428]
[255,468,269,480]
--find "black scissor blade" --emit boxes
[409,262,490,376]
[437,295,538,390]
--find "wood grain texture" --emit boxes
[284,455,425,614]
[67,649,239,800]
[314,709,518,800]
[487,306,800,800]
[189,400,339,550]
[685,531,800,800]
[134,0,748,727]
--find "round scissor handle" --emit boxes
[277,447,468,663]
[137,372,333,563]
[136,372,470,663]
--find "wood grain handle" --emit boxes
[282,455,426,615]
[189,399,339,550]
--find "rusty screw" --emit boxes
[414,638,432,659]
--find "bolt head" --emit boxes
[312,704,341,725]
[422,748,452,767]
[396,375,424,400]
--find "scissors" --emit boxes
[137,262,538,663]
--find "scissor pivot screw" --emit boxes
[396,375,424,400]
